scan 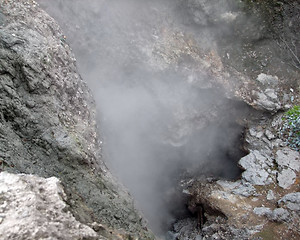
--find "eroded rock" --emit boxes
[0,172,98,240]
[239,150,274,186]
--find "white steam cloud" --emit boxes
[38,0,251,235]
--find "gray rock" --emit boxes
[239,151,273,185]
[264,89,278,100]
[277,168,296,189]
[211,233,221,239]
[276,148,300,171]
[256,73,279,86]
[0,172,98,240]
[278,192,300,211]
[217,180,256,197]
[253,90,281,111]
[269,208,290,222]
[253,207,272,217]
[172,218,201,240]
[239,152,257,170]
[266,190,275,201]
[265,129,275,140]
[242,167,271,186]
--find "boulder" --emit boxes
[0,172,98,240]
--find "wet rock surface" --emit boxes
[0,0,154,239]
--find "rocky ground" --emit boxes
[0,0,299,239]
[165,1,300,239]
[173,116,300,239]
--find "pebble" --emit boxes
[266,190,275,201]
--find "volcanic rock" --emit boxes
[0,172,98,240]
[0,0,154,239]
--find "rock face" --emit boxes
[0,0,153,239]
[0,172,98,240]
[2,0,298,239]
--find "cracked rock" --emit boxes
[276,148,300,172]
[277,168,296,189]
[239,151,273,186]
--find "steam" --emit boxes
[38,0,250,235]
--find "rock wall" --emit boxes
[1,0,298,239]
[0,0,154,239]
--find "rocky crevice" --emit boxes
[0,0,299,239]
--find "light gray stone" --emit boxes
[218,180,256,197]
[256,73,279,86]
[264,89,278,100]
[239,151,273,185]
[266,190,275,201]
[269,208,290,222]
[265,129,275,140]
[276,148,300,171]
[253,207,272,216]
[239,152,256,170]
[277,169,296,189]
[253,91,281,111]
[0,172,98,240]
[278,192,300,211]
[242,168,271,185]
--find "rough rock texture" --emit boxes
[164,1,300,239]
[0,172,98,240]
[278,192,300,212]
[0,0,153,239]
[181,114,299,239]
[12,0,300,239]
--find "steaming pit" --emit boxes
[96,79,259,236]
[37,0,272,238]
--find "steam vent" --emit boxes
[0,0,299,239]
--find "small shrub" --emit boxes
[281,105,300,151]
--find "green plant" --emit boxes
[281,105,300,151]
